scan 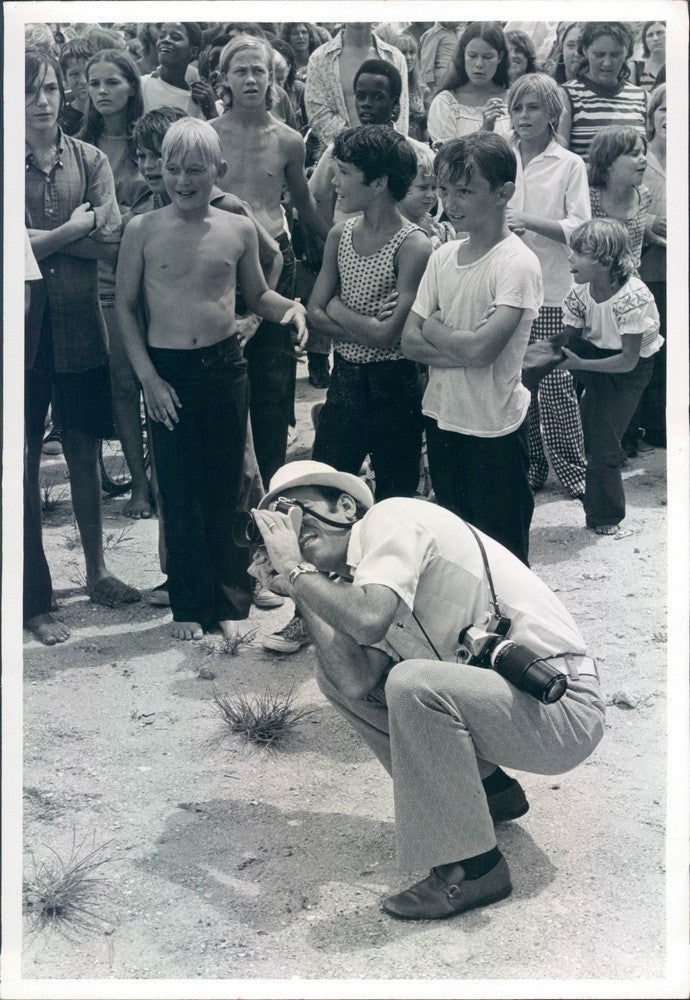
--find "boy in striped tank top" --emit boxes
[307,124,432,500]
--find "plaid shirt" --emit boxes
[25,129,121,373]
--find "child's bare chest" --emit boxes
[146,224,242,284]
[223,126,285,188]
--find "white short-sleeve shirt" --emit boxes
[140,74,205,119]
[347,498,588,664]
[411,234,543,437]
[562,274,662,357]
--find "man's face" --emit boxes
[223,48,269,108]
[276,487,354,572]
[354,72,398,125]
[332,157,374,214]
[162,151,218,214]
[437,163,505,234]
[157,23,194,69]
[136,144,165,193]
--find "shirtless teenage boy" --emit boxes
[211,35,330,487]
[115,118,307,640]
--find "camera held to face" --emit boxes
[232,498,295,548]
[456,613,568,704]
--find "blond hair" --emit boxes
[161,117,223,172]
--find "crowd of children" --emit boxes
[24,19,667,651]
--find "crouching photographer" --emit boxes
[251,460,605,921]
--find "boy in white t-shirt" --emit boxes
[402,132,543,565]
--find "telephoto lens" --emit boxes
[490,641,568,703]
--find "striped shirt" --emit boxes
[561,77,647,160]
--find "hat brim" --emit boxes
[258,470,374,511]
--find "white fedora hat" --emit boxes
[258,461,374,511]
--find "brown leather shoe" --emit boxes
[487,779,529,823]
[382,856,512,920]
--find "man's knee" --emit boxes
[385,658,441,703]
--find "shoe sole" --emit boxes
[487,783,529,824]
[252,597,286,609]
[261,640,312,654]
[383,882,512,921]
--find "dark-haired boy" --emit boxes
[141,22,217,120]
[58,37,95,134]
[402,133,542,565]
[305,59,425,388]
[308,124,431,500]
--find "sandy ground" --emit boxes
[16,358,671,989]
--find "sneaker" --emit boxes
[42,428,63,455]
[148,579,170,606]
[308,353,330,389]
[252,582,285,609]
[262,614,312,654]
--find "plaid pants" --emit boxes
[527,307,586,498]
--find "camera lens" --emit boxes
[231,510,259,548]
[490,641,568,704]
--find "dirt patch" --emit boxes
[18,361,668,985]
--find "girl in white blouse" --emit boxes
[427,22,512,147]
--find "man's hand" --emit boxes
[235,313,261,348]
[142,374,181,430]
[481,97,506,132]
[504,208,527,237]
[376,289,398,321]
[190,79,218,118]
[252,508,305,578]
[69,202,96,239]
[281,300,308,349]
[475,304,497,329]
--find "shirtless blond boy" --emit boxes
[115,118,306,640]
[210,35,330,487]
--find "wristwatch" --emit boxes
[288,561,319,586]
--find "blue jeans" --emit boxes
[312,354,423,500]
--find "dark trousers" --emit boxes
[312,354,423,501]
[24,365,54,621]
[622,282,666,448]
[425,416,534,566]
[576,356,654,528]
[244,233,296,489]
[148,339,252,628]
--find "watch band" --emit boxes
[288,561,318,586]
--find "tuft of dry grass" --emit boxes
[41,480,67,514]
[103,525,135,551]
[61,523,82,550]
[211,686,313,749]
[200,627,258,659]
[23,834,114,937]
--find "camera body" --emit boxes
[232,498,295,548]
[457,613,568,704]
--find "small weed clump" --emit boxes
[103,525,135,551]
[212,686,313,749]
[23,835,113,937]
[200,627,258,658]
[41,480,67,514]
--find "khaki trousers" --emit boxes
[318,658,605,871]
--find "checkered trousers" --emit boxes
[527,307,586,498]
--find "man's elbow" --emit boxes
[351,615,390,648]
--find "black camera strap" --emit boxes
[461,520,504,620]
[409,519,504,661]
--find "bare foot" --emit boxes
[26,613,70,645]
[591,524,620,536]
[172,621,204,640]
[122,485,153,519]
[87,575,141,607]
[219,620,241,642]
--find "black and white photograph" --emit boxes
[2,2,688,997]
